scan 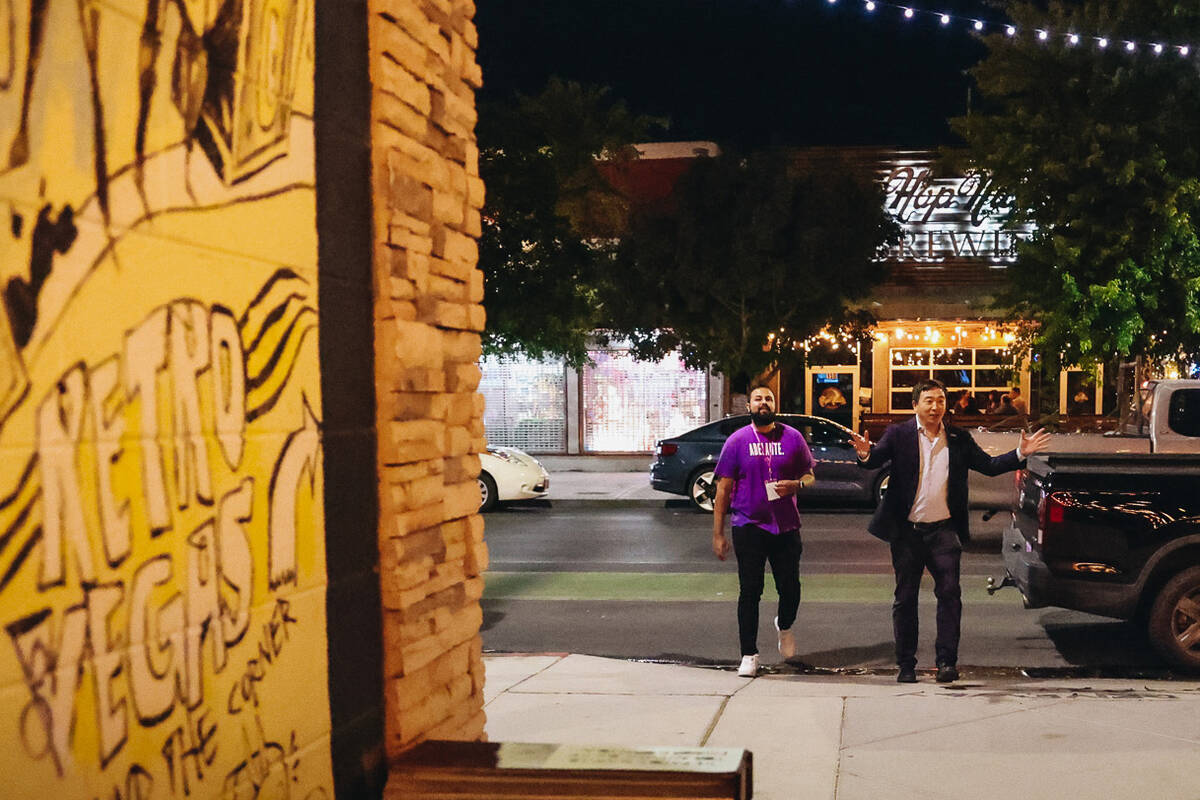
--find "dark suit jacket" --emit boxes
[858,419,1023,545]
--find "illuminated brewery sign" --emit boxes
[879,160,1033,263]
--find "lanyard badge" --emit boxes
[753,428,782,500]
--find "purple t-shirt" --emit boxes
[714,422,815,534]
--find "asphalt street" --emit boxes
[481,504,1169,674]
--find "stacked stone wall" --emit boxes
[368,0,489,755]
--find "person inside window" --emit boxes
[952,390,979,415]
[1070,389,1092,415]
[1009,387,1028,414]
[996,392,1018,416]
[984,390,1003,415]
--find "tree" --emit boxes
[952,1,1200,372]
[477,79,660,368]
[610,149,897,382]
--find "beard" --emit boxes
[751,407,776,426]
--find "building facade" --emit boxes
[479,145,1107,454]
[0,1,489,797]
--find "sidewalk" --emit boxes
[483,653,1200,800]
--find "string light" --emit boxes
[815,1,1196,59]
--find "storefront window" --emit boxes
[891,369,930,387]
[888,347,1015,412]
[974,348,1011,365]
[937,368,972,388]
[933,348,972,366]
[479,356,567,452]
[582,347,707,452]
[891,349,930,366]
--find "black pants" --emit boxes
[890,520,962,669]
[732,525,802,656]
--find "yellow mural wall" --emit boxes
[0,1,334,797]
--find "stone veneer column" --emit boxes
[368,0,489,755]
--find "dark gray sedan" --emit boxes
[650,414,889,511]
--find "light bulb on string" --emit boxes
[807,2,1191,64]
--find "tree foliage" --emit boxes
[952,1,1200,370]
[611,150,898,381]
[477,79,659,367]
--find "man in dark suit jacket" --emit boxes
[851,378,1050,683]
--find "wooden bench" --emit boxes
[387,740,752,799]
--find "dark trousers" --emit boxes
[890,520,962,668]
[732,525,802,656]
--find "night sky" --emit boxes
[476,0,1002,150]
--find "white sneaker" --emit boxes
[775,616,796,659]
[737,654,759,677]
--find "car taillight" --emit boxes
[1047,496,1066,525]
[1037,492,1067,546]
[657,443,678,456]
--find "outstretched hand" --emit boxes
[850,430,871,460]
[1020,427,1052,457]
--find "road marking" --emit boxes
[483,571,1028,604]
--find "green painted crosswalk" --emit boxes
[483,571,1023,604]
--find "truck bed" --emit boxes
[1025,452,1200,477]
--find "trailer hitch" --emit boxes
[986,574,1016,596]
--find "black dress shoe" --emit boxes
[897,666,917,683]
[936,664,959,683]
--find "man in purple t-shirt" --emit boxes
[712,384,816,677]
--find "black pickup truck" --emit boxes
[1002,453,1200,671]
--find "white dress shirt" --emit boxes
[909,418,951,523]
[907,418,1028,523]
